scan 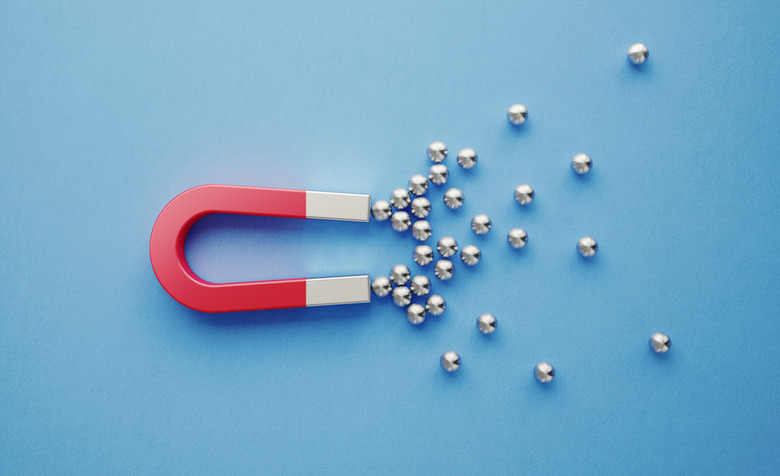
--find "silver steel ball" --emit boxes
[410,197,431,218]
[649,332,671,353]
[428,164,449,185]
[577,236,598,258]
[390,264,411,285]
[460,244,481,266]
[444,188,464,209]
[514,184,534,205]
[392,286,412,307]
[425,294,446,316]
[371,200,392,221]
[471,214,492,235]
[627,43,649,65]
[477,313,496,334]
[534,362,555,383]
[408,174,429,196]
[406,303,426,325]
[571,153,592,175]
[436,237,458,258]
[390,211,411,232]
[413,244,434,266]
[411,220,432,241]
[371,276,392,297]
[390,188,412,209]
[427,141,448,163]
[434,259,454,280]
[410,275,431,296]
[457,148,478,169]
[507,104,528,126]
[440,351,461,372]
[507,228,528,249]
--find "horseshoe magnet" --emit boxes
[149,184,371,312]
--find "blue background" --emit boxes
[2,1,779,474]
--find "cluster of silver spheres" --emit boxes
[377,43,654,380]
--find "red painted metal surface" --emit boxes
[149,184,308,312]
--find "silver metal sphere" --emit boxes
[507,104,528,126]
[413,244,434,266]
[390,211,411,232]
[406,303,426,325]
[436,237,458,258]
[460,244,481,266]
[457,148,478,169]
[370,200,392,221]
[441,351,461,372]
[443,188,464,209]
[571,153,592,175]
[507,228,528,249]
[514,184,534,205]
[434,259,454,280]
[390,264,411,286]
[577,236,598,258]
[412,220,432,241]
[534,362,555,383]
[410,197,431,218]
[477,313,496,334]
[425,294,446,316]
[390,188,412,209]
[649,332,671,353]
[627,43,649,65]
[428,164,449,185]
[427,141,448,163]
[408,174,429,196]
[471,214,492,235]
[410,275,431,296]
[371,276,392,297]
[391,286,412,307]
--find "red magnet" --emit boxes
[149,184,371,312]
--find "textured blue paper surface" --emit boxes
[1,1,779,474]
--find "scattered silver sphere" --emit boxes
[440,351,461,372]
[507,228,528,249]
[427,141,448,163]
[370,276,392,297]
[477,313,496,334]
[514,184,534,205]
[571,153,592,175]
[410,275,431,296]
[390,211,411,232]
[457,148,478,169]
[370,200,392,221]
[428,164,449,185]
[413,244,434,266]
[390,188,412,209]
[412,220,432,241]
[408,174,429,196]
[534,362,555,383]
[425,294,446,315]
[471,214,492,235]
[392,286,412,307]
[410,197,431,218]
[460,244,481,266]
[577,236,598,258]
[434,259,454,280]
[390,264,411,286]
[406,303,427,325]
[627,43,649,65]
[436,237,458,258]
[649,332,671,353]
[507,104,528,126]
[444,188,464,209]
